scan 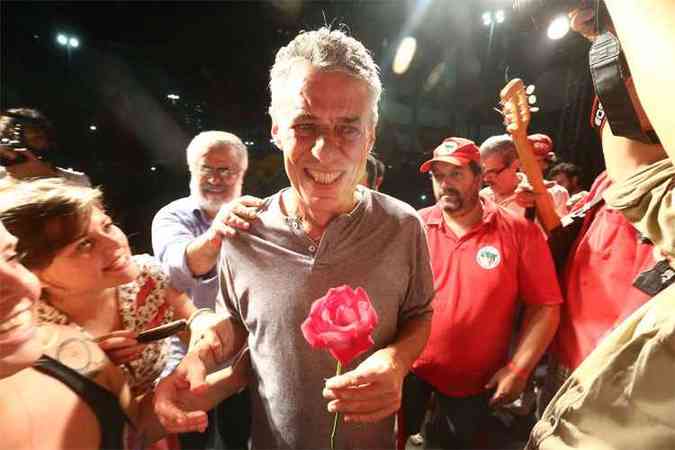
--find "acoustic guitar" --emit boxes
[499,78,562,234]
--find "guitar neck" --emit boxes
[510,131,562,233]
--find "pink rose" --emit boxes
[301,285,379,367]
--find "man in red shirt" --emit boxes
[402,137,562,449]
[540,4,658,401]
[544,171,654,403]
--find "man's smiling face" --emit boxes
[271,63,375,218]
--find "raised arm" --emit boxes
[568,3,670,183]
[152,196,262,282]
[604,1,675,160]
[184,196,262,276]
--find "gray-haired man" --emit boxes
[154,28,434,450]
[152,131,260,449]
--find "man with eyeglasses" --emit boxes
[151,130,261,450]
[400,137,562,449]
[479,134,569,233]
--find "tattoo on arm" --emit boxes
[55,337,107,378]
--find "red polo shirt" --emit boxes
[552,172,654,370]
[413,200,562,397]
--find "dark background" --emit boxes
[0,0,603,254]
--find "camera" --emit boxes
[0,137,28,166]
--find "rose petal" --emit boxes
[301,285,379,367]
[329,333,375,366]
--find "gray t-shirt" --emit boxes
[216,186,434,450]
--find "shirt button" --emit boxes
[309,245,316,252]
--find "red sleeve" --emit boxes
[517,221,564,306]
[570,171,611,213]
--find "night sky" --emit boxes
[1,0,603,253]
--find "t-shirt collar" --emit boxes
[277,186,368,223]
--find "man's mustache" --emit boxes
[442,188,461,197]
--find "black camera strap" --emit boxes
[588,1,660,145]
[589,32,660,145]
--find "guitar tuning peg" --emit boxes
[528,94,537,105]
[529,106,540,113]
[526,84,535,95]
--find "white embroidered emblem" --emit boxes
[476,245,501,270]
[440,141,458,155]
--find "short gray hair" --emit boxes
[186,131,248,171]
[479,134,517,167]
[269,27,382,126]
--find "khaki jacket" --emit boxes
[527,283,675,449]
[528,159,675,450]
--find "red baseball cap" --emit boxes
[528,133,553,157]
[419,137,480,173]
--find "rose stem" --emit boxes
[330,361,343,450]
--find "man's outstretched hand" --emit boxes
[153,354,210,433]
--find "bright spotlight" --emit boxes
[167,94,180,101]
[69,37,79,48]
[57,34,68,46]
[495,10,505,23]
[482,12,492,26]
[392,36,417,75]
[547,15,570,40]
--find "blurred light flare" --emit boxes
[424,61,447,92]
[388,0,432,76]
[392,36,417,75]
[547,15,570,40]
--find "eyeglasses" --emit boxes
[198,166,242,178]
[482,165,509,178]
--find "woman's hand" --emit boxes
[95,329,145,365]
